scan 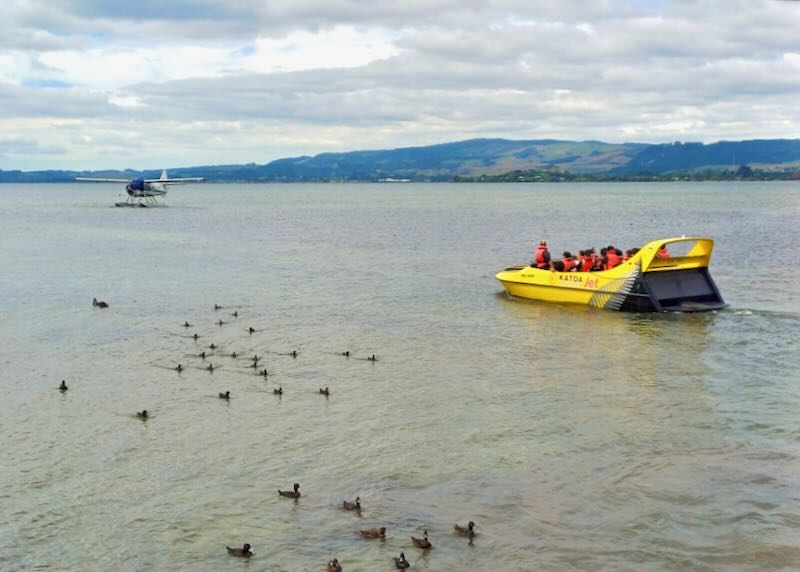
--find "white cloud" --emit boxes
[1,0,799,169]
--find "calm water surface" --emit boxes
[1,182,799,571]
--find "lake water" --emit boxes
[1,182,799,571]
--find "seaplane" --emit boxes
[76,170,204,207]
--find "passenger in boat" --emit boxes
[551,260,565,272]
[533,240,551,269]
[580,250,594,272]
[591,249,604,271]
[624,247,640,261]
[605,246,622,270]
[657,244,670,259]
[561,251,577,272]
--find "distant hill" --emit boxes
[2,138,799,182]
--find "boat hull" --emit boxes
[496,237,727,313]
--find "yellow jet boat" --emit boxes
[496,237,727,312]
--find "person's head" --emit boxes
[539,240,547,246]
[600,248,608,256]
[563,251,571,258]
[607,245,615,251]
[579,250,585,257]
[615,248,623,256]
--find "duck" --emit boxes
[226,543,253,558]
[260,369,269,378]
[319,387,330,396]
[341,351,350,357]
[343,497,361,511]
[183,321,191,328]
[252,355,260,363]
[231,352,237,358]
[232,311,239,318]
[199,351,206,359]
[367,354,377,361]
[206,363,215,372]
[136,410,148,419]
[278,483,301,498]
[209,343,216,350]
[214,304,222,310]
[248,327,255,334]
[175,364,183,372]
[192,333,199,340]
[411,530,431,549]
[219,391,230,400]
[59,380,68,391]
[454,521,476,539]
[393,552,410,569]
[273,387,283,395]
[360,527,386,539]
[217,319,225,326]
[92,297,109,308]
[250,362,258,369]
[327,558,342,572]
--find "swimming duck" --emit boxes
[360,527,386,539]
[219,391,230,400]
[206,363,215,372]
[250,362,258,369]
[175,364,183,372]
[232,311,238,318]
[248,327,255,334]
[327,558,342,572]
[278,483,301,498]
[454,521,475,539]
[393,552,410,569]
[273,387,283,395]
[343,497,361,511]
[92,297,108,308]
[252,355,260,363]
[341,351,350,357]
[231,352,237,358]
[192,333,199,340]
[367,354,377,361]
[411,530,431,549]
[59,380,68,391]
[209,343,217,350]
[217,319,225,326]
[226,543,252,557]
[214,304,222,310]
[183,321,191,328]
[136,410,148,419]
[260,369,269,377]
[199,351,206,359]
[319,387,330,396]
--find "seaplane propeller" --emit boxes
[76,169,203,207]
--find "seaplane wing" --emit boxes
[143,177,204,184]
[75,177,132,183]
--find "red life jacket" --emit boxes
[535,245,549,268]
[581,258,593,272]
[606,250,622,269]
[562,256,575,271]
[657,246,669,259]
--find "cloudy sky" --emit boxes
[1,0,799,170]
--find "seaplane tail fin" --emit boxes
[160,169,168,181]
